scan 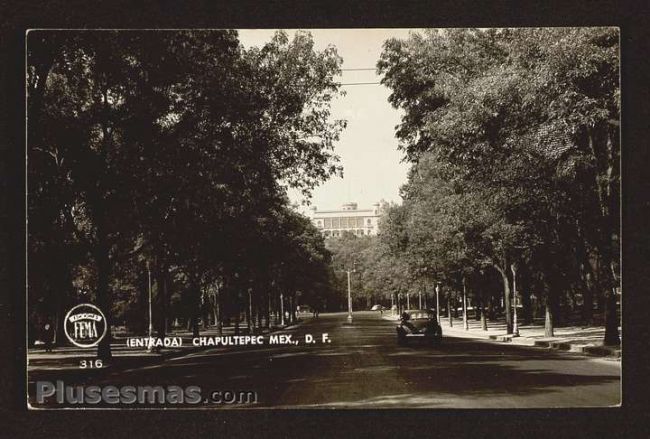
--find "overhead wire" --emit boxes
[337,82,382,86]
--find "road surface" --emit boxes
[29,311,621,408]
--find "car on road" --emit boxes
[371,304,386,311]
[396,309,442,346]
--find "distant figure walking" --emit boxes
[43,323,54,352]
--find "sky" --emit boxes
[237,29,415,214]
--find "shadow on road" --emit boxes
[28,312,620,408]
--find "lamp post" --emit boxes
[280,292,285,326]
[337,267,356,323]
[346,269,354,322]
[435,283,441,324]
[419,290,422,309]
[511,263,520,337]
[147,261,153,351]
[462,275,469,331]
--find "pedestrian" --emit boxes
[43,323,54,353]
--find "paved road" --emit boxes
[29,311,620,408]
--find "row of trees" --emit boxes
[28,30,346,359]
[328,28,620,345]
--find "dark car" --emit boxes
[396,309,442,346]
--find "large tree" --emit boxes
[27,30,347,358]
[378,28,620,343]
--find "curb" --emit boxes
[428,322,621,359]
[487,334,621,358]
[378,315,620,360]
[582,345,622,358]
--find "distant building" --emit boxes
[307,201,387,238]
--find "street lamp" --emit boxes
[435,283,441,324]
[462,275,469,331]
[147,261,153,350]
[280,292,285,326]
[511,263,520,337]
[337,267,356,323]
[345,268,355,322]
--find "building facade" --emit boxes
[307,202,386,238]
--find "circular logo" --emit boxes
[63,303,107,348]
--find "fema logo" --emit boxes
[63,303,107,348]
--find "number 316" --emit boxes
[79,359,103,369]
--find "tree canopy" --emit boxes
[27,30,346,357]
[374,28,620,342]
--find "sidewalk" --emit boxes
[383,312,621,360]
[28,319,307,372]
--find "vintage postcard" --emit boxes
[26,28,621,408]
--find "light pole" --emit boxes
[337,267,356,323]
[346,269,354,322]
[511,263,520,337]
[435,283,441,324]
[462,275,469,331]
[280,292,285,326]
[419,290,422,309]
[147,261,153,350]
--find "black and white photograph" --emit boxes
[26,27,621,409]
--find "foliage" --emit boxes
[27,30,345,355]
[377,28,620,341]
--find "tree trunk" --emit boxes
[92,196,112,360]
[521,288,532,325]
[495,263,513,334]
[481,302,488,331]
[587,125,620,344]
[265,290,271,329]
[604,285,620,346]
[53,260,73,345]
[544,301,554,337]
[487,295,495,321]
[156,261,168,338]
[190,277,201,338]
[290,294,297,324]
[212,294,217,326]
[234,290,241,335]
[273,292,279,326]
[462,276,468,330]
[216,287,222,335]
[581,265,595,325]
[246,288,253,333]
[95,241,112,361]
